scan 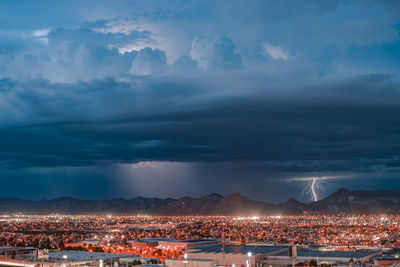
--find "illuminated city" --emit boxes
[0,214,399,266]
[0,214,399,251]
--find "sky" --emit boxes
[1,0,400,203]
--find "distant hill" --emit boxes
[308,187,400,214]
[0,188,400,214]
[275,198,309,215]
[0,192,273,215]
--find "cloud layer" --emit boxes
[0,0,400,201]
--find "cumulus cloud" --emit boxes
[32,29,50,44]
[263,43,289,61]
[171,55,198,72]
[91,19,145,35]
[190,35,242,71]
[0,26,155,82]
[129,47,167,75]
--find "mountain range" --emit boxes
[1,188,400,215]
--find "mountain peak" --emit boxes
[204,193,223,198]
[227,191,243,196]
[283,198,305,205]
[338,187,350,191]
[225,192,248,200]
[335,187,351,195]
[1,189,400,214]
[277,198,308,214]
[52,196,77,201]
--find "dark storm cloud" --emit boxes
[1,74,400,175]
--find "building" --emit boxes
[263,247,381,267]
[0,249,160,267]
[48,250,131,266]
[159,239,221,252]
[129,238,221,253]
[0,246,38,259]
[166,258,216,267]
[373,253,400,266]
[167,244,288,267]
[167,245,381,267]
[119,256,161,267]
[130,238,166,250]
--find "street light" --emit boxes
[62,254,68,267]
[247,252,252,267]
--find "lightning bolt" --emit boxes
[311,177,318,202]
[291,175,345,203]
[299,177,322,202]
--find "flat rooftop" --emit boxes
[161,239,220,243]
[274,249,378,259]
[120,257,160,261]
[168,258,215,262]
[137,238,173,242]
[0,246,37,252]
[49,251,133,261]
[135,238,220,244]
[191,245,286,255]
